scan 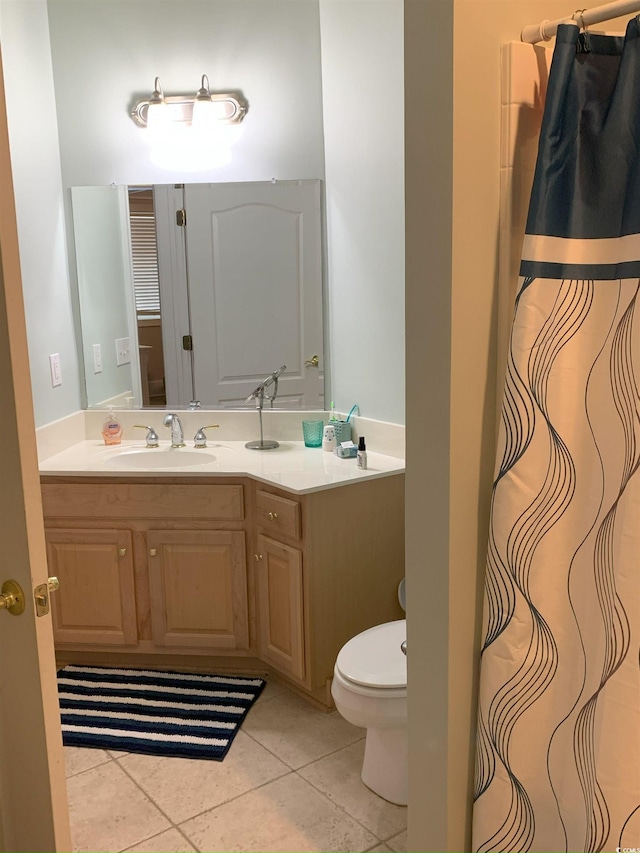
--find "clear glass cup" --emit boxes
[302,419,324,447]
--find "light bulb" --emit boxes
[146,77,169,131]
[192,74,216,131]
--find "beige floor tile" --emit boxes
[122,827,196,852]
[64,746,111,778]
[180,773,377,853]
[242,690,364,769]
[387,829,407,852]
[66,760,170,853]
[299,741,407,840]
[117,731,291,823]
[255,679,288,703]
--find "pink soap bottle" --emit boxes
[101,409,123,445]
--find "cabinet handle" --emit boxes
[118,548,127,557]
[254,554,263,561]
[267,512,278,521]
[149,548,157,557]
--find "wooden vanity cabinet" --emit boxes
[41,473,405,708]
[41,480,250,655]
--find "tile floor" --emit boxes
[64,680,407,853]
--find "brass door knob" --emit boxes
[48,576,60,592]
[254,554,263,561]
[304,355,319,368]
[118,548,127,557]
[0,580,25,616]
[267,512,278,521]
[149,548,157,557]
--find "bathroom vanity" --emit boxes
[40,444,404,709]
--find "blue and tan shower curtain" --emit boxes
[473,20,640,853]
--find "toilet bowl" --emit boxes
[331,619,407,805]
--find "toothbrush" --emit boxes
[329,401,338,421]
[346,404,359,422]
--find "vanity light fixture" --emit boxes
[131,75,247,129]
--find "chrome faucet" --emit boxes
[162,413,185,447]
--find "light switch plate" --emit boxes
[115,336,131,366]
[92,343,102,373]
[49,353,62,387]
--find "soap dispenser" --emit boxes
[101,409,123,445]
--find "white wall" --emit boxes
[319,0,405,425]
[0,0,82,427]
[46,0,325,186]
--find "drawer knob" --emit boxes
[267,511,278,521]
[254,554,263,561]
[118,548,127,557]
[149,548,157,557]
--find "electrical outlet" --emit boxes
[92,343,103,373]
[49,353,62,387]
[115,336,131,366]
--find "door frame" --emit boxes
[0,46,71,853]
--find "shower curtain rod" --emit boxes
[521,0,640,43]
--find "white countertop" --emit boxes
[39,440,405,495]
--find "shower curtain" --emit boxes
[473,20,640,853]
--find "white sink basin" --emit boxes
[102,448,216,469]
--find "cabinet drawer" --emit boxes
[41,483,244,520]
[256,489,301,540]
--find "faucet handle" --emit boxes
[194,424,220,448]
[133,424,160,447]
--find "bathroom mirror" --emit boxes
[72,179,325,410]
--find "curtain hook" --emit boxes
[573,8,591,53]
[572,8,587,29]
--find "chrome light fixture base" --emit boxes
[131,86,247,128]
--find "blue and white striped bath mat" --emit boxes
[57,665,265,760]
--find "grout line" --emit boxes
[63,747,116,780]
[241,690,366,771]
[239,724,365,771]
[111,755,184,850]
[110,735,294,832]
[293,769,382,847]
[172,766,294,830]
[119,824,196,853]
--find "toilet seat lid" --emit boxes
[336,620,407,688]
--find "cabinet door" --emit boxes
[45,529,137,645]
[148,530,249,650]
[256,534,305,680]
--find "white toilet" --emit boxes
[331,616,407,805]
